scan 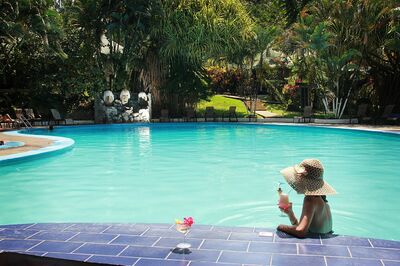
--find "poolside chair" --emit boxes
[376,105,396,124]
[205,106,216,122]
[355,104,372,124]
[49,109,67,125]
[0,115,7,129]
[25,108,44,126]
[184,108,197,122]
[227,106,238,122]
[246,110,258,122]
[0,114,19,128]
[293,106,312,123]
[160,109,170,122]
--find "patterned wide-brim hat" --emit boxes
[280,159,337,195]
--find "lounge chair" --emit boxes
[227,106,238,122]
[247,113,258,122]
[0,115,7,128]
[376,105,395,124]
[49,109,67,125]
[205,106,216,122]
[185,108,197,122]
[293,106,312,123]
[355,104,372,124]
[0,114,19,128]
[160,109,170,122]
[25,108,44,126]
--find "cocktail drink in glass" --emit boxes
[175,223,191,249]
[175,217,194,250]
[277,184,290,216]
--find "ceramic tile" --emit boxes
[87,255,138,266]
[120,246,171,259]
[218,251,270,265]
[73,243,126,255]
[200,239,249,251]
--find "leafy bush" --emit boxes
[206,66,251,95]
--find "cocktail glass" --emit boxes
[277,182,289,217]
[175,223,191,249]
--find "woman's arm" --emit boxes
[277,196,316,238]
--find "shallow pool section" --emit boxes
[0,123,399,240]
[0,141,24,149]
[0,131,74,165]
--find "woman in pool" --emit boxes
[277,159,337,238]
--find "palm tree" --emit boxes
[289,1,364,118]
[144,0,256,114]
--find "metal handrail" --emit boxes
[18,114,33,129]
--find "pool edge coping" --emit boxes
[256,122,400,135]
[0,222,399,265]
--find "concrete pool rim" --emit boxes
[0,222,399,266]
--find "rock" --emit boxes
[122,112,130,122]
[138,108,150,122]
[105,107,118,122]
[96,91,151,123]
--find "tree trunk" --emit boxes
[141,51,166,117]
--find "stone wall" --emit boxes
[94,90,151,123]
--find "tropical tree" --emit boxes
[142,0,257,114]
[0,0,65,111]
[63,0,259,115]
[352,0,400,108]
[289,1,365,118]
[282,0,314,26]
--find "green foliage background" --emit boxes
[0,0,398,118]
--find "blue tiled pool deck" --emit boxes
[0,223,399,266]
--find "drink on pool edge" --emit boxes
[175,217,194,250]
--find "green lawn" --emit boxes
[196,97,336,119]
[265,103,300,118]
[196,95,249,117]
[266,103,337,118]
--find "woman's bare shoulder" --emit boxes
[304,196,320,202]
[303,196,324,206]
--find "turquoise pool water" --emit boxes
[1,124,399,240]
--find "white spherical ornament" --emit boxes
[103,90,114,106]
[120,89,131,105]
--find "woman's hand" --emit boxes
[279,202,293,215]
[277,224,286,231]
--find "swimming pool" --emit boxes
[1,123,399,240]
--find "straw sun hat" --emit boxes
[280,159,337,195]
